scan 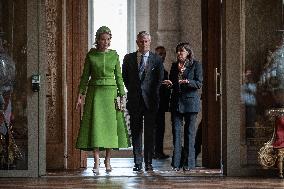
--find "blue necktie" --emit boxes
[139,55,145,80]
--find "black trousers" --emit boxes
[130,110,156,165]
[194,121,202,160]
[154,110,166,154]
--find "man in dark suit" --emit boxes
[122,31,164,171]
[153,46,171,159]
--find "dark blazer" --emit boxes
[122,51,164,113]
[169,59,203,113]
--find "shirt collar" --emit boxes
[137,51,150,57]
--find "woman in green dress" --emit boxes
[75,26,130,173]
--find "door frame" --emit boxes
[0,0,46,177]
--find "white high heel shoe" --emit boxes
[92,160,100,173]
[104,159,112,172]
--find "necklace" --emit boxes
[178,62,185,73]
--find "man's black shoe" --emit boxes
[154,153,170,159]
[145,164,153,171]
[183,167,191,171]
[172,167,180,171]
[133,164,142,171]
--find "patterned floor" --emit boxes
[0,158,284,188]
[46,158,221,177]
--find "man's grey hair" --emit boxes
[137,31,151,40]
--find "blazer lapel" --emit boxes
[183,60,193,78]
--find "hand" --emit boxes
[76,94,83,110]
[162,80,173,87]
[178,79,189,84]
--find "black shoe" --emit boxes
[154,152,170,159]
[133,164,142,171]
[172,167,180,171]
[183,167,191,171]
[145,164,153,172]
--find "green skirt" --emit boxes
[76,85,130,151]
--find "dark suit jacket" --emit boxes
[169,59,203,113]
[122,51,164,113]
[159,69,171,112]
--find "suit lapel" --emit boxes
[144,53,154,78]
[131,52,138,72]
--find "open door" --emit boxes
[44,0,88,170]
[202,0,222,169]
[0,0,46,177]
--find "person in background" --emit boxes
[163,42,203,171]
[241,69,257,129]
[153,46,171,159]
[75,26,130,174]
[194,120,202,163]
[122,31,164,172]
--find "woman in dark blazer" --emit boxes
[164,42,203,171]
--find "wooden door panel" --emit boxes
[202,0,222,168]
[45,0,88,170]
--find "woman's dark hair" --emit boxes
[175,42,194,60]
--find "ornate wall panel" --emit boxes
[45,0,64,169]
[45,0,62,143]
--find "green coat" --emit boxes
[76,49,130,150]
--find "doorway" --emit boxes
[43,0,223,173]
[77,0,223,171]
